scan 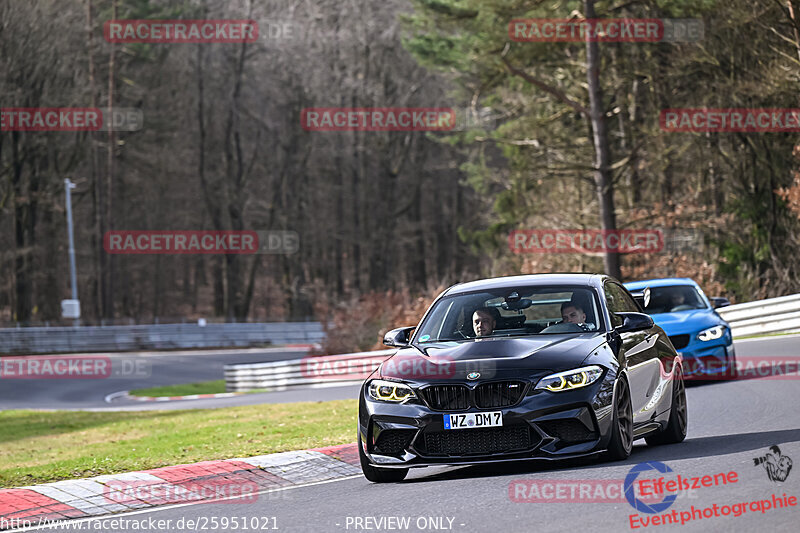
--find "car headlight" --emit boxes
[534,365,604,392]
[697,325,725,342]
[368,379,416,402]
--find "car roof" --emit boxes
[443,273,607,296]
[623,278,699,290]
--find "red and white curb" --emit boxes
[0,444,358,529]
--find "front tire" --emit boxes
[645,366,688,446]
[724,348,737,380]
[604,378,633,461]
[358,440,408,483]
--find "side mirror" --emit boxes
[710,297,730,309]
[615,312,654,333]
[629,287,651,311]
[383,326,415,348]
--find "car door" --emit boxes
[604,281,661,425]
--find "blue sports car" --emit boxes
[623,278,736,380]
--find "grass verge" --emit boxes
[129,380,230,397]
[0,399,357,488]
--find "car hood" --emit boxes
[379,334,605,381]
[648,309,727,335]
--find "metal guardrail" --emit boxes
[717,293,800,337]
[0,322,325,355]
[225,349,394,392]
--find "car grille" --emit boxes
[669,334,690,350]
[536,419,597,443]
[423,425,532,456]
[374,429,415,455]
[422,381,526,410]
[474,381,526,408]
[421,385,470,410]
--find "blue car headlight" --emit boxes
[697,325,726,342]
[534,365,604,392]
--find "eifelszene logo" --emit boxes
[625,461,678,514]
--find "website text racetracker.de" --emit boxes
[104,231,257,254]
[0,516,278,531]
[103,230,299,255]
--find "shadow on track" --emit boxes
[399,428,800,484]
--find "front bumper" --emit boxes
[358,375,618,468]
[672,329,735,379]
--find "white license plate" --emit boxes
[443,411,502,430]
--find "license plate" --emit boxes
[443,411,502,430]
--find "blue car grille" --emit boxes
[669,334,690,350]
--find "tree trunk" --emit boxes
[11,132,32,322]
[104,0,118,318]
[86,0,105,320]
[584,0,621,279]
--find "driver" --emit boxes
[669,291,687,310]
[472,307,499,337]
[561,301,587,325]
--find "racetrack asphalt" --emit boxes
[0,347,361,411]
[3,335,799,533]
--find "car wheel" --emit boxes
[358,440,408,483]
[645,366,688,446]
[604,378,633,461]
[725,348,737,380]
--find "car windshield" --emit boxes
[413,286,602,343]
[641,285,709,314]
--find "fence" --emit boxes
[225,350,394,392]
[0,322,325,354]
[717,293,800,337]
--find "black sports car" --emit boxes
[358,274,688,482]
